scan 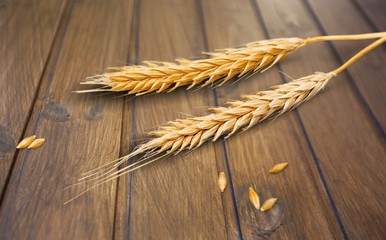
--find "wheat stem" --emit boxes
[332,37,386,75]
[305,32,386,44]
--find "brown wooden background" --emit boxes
[0,0,385,239]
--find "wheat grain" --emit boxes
[16,135,36,149]
[269,162,289,173]
[28,138,45,149]
[217,172,227,192]
[249,187,260,209]
[260,198,278,212]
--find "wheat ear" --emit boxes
[64,37,385,204]
[76,32,385,95]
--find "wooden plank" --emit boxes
[255,0,386,238]
[201,0,344,239]
[354,0,386,31]
[0,0,65,195]
[112,1,139,238]
[306,0,386,131]
[114,0,230,239]
[197,1,244,238]
[0,0,134,239]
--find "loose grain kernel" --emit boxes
[269,162,289,173]
[217,172,227,192]
[16,135,36,149]
[249,187,260,209]
[260,198,277,212]
[28,138,45,149]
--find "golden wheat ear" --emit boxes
[77,37,306,95]
[76,32,385,96]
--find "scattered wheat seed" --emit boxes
[269,162,289,173]
[16,135,36,149]
[28,138,45,149]
[217,172,227,192]
[249,187,260,209]
[260,198,278,212]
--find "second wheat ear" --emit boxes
[77,32,385,96]
[64,37,385,204]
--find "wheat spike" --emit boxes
[76,32,385,95]
[78,38,306,95]
[135,72,333,152]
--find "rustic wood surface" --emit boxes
[0,0,385,239]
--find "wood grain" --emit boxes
[114,0,230,239]
[0,0,65,195]
[306,0,386,131]
[201,0,343,239]
[0,0,385,239]
[0,0,133,239]
[256,0,386,238]
[354,0,386,31]
[113,1,138,238]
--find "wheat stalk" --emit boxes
[64,37,386,204]
[76,32,385,95]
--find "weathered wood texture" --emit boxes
[115,0,231,239]
[0,0,134,239]
[354,0,386,31]
[201,0,342,239]
[255,0,386,239]
[307,0,386,131]
[0,0,65,196]
[0,0,385,239]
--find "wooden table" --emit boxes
[1,0,385,239]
